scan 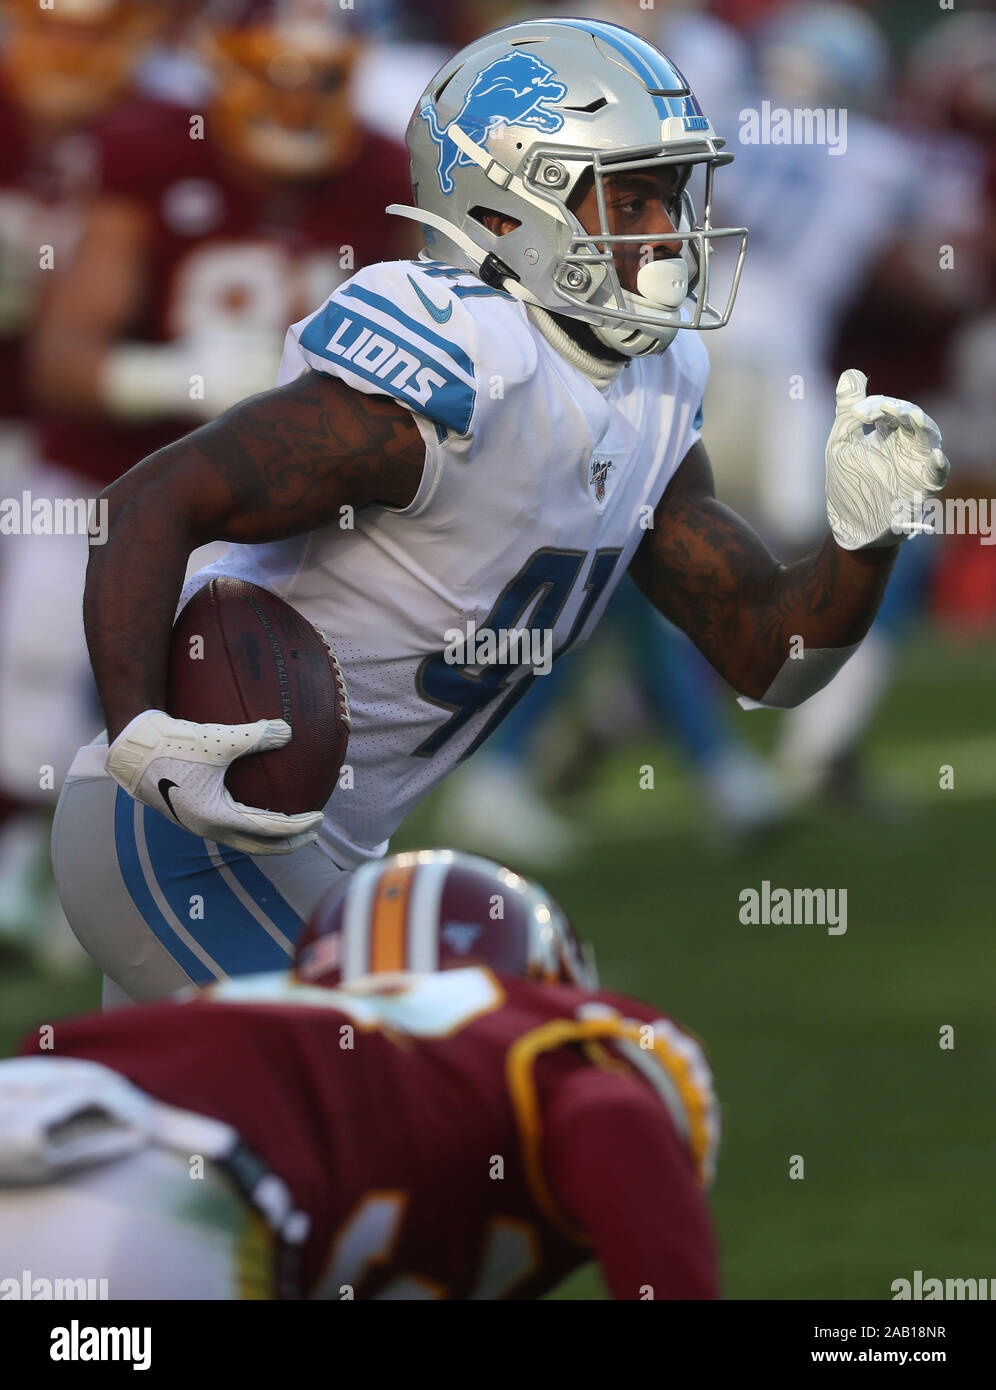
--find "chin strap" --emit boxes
[390,199,629,387]
[387,202,545,309]
[525,305,626,388]
[395,205,625,387]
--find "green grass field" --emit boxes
[3,627,994,1300]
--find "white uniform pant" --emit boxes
[51,743,346,1002]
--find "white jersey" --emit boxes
[186,258,707,867]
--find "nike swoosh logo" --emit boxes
[407,274,453,323]
[158,778,181,821]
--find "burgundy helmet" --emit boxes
[295,849,597,990]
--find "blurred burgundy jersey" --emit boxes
[37,93,412,485]
[19,967,720,1300]
[0,89,32,420]
[0,85,95,422]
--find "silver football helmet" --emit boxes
[388,16,748,356]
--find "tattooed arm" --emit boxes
[628,443,897,704]
[86,371,426,740]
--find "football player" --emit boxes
[741,5,992,805]
[29,0,413,490]
[1,850,720,1300]
[54,18,948,1003]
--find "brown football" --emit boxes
[167,577,350,815]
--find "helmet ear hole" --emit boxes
[469,206,521,236]
[566,168,594,216]
[434,69,459,103]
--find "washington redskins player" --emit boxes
[0,0,176,943]
[30,0,414,484]
[1,851,720,1301]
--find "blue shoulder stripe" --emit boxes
[342,283,474,376]
[452,284,512,301]
[300,299,476,435]
[418,265,513,300]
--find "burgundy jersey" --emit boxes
[20,967,720,1300]
[37,93,412,485]
[0,84,96,422]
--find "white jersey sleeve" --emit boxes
[279,258,536,483]
[678,334,707,459]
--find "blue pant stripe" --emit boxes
[113,789,215,984]
[139,803,295,977]
[212,844,306,945]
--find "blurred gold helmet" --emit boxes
[0,0,170,127]
[199,0,364,179]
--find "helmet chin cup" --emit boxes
[586,260,689,357]
[590,318,679,358]
[636,257,688,310]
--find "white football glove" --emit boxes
[825,368,949,551]
[105,710,324,856]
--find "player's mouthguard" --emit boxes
[636,257,689,310]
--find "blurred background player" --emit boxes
[0,0,178,956]
[697,1,932,806]
[857,11,996,638]
[0,850,720,1300]
[727,2,994,804]
[30,0,413,494]
[0,0,413,956]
